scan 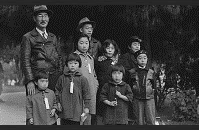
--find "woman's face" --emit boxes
[77,36,89,53]
[105,43,115,58]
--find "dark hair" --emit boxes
[134,49,148,59]
[65,53,82,67]
[102,39,120,57]
[34,70,49,82]
[74,33,90,52]
[127,36,142,48]
[110,63,125,76]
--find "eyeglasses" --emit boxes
[85,27,93,30]
[37,14,49,18]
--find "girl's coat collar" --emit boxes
[74,50,93,59]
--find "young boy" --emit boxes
[100,64,133,125]
[26,71,58,125]
[77,17,102,59]
[55,53,91,125]
[130,50,156,125]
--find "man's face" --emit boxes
[80,24,93,38]
[34,12,49,29]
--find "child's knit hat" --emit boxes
[134,50,148,59]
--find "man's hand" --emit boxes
[50,109,56,117]
[29,118,33,125]
[196,96,199,103]
[57,103,62,112]
[27,81,35,95]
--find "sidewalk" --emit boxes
[0,86,26,125]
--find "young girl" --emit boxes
[95,39,121,123]
[55,53,91,125]
[26,71,58,125]
[73,33,99,125]
[100,64,133,125]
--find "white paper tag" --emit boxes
[81,113,87,123]
[70,81,74,94]
[44,97,50,109]
[88,63,92,74]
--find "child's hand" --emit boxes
[147,80,152,87]
[57,103,62,112]
[29,118,33,125]
[83,108,89,114]
[109,101,117,106]
[116,91,122,98]
[50,109,56,117]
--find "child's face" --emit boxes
[80,24,93,38]
[36,78,49,90]
[77,37,89,53]
[137,54,148,67]
[105,43,115,58]
[112,71,123,83]
[68,60,79,72]
[130,42,140,53]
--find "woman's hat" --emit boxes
[33,5,53,17]
[76,17,96,32]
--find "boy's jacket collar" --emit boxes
[137,65,149,71]
[136,64,150,71]
[35,88,51,94]
[109,80,125,86]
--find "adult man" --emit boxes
[77,17,102,59]
[20,5,62,96]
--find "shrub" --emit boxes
[171,89,199,122]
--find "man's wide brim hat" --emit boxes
[76,17,96,32]
[33,5,53,17]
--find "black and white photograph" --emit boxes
[0,5,199,125]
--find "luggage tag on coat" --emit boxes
[44,96,50,109]
[70,80,74,94]
[88,63,92,74]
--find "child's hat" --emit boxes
[33,5,53,17]
[134,50,148,59]
[76,17,96,31]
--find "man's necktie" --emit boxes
[42,32,47,39]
